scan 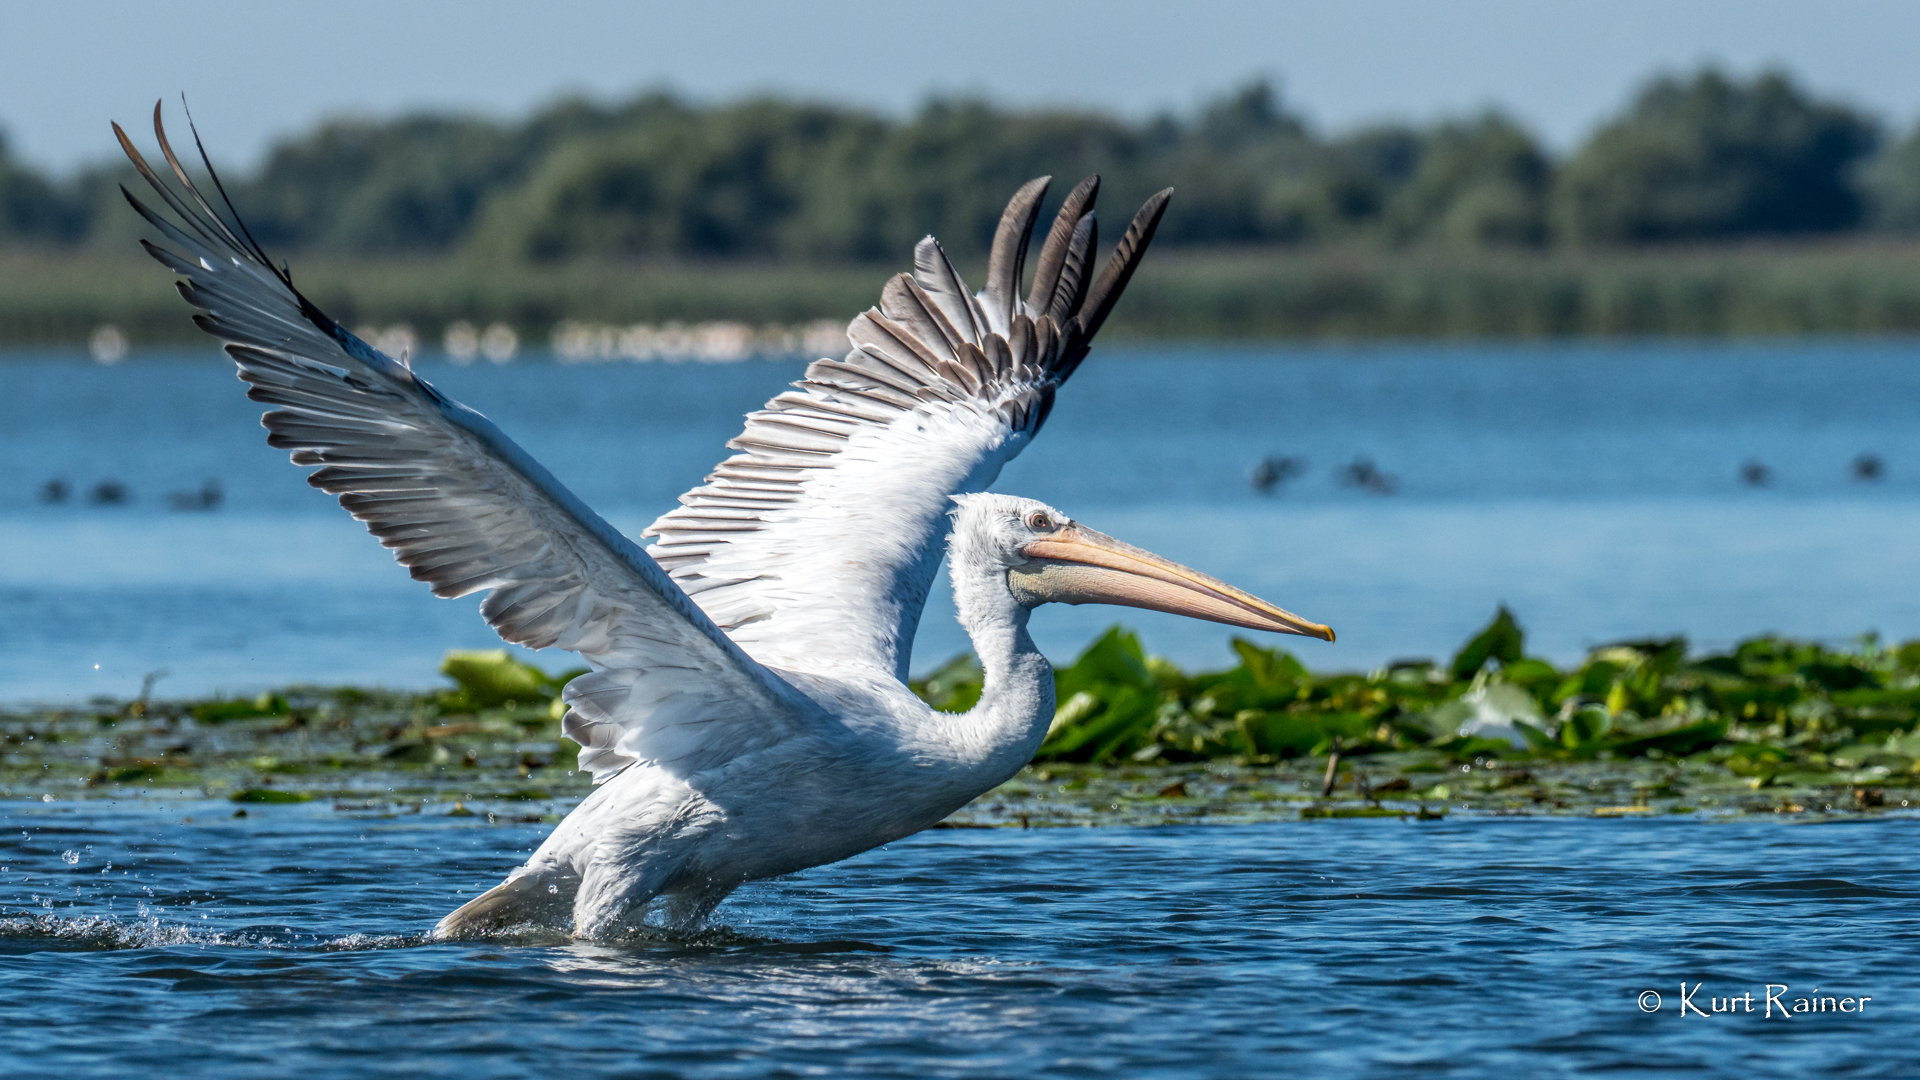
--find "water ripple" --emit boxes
[0,804,1913,1077]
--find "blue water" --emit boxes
[0,801,1910,1077]
[6,339,1920,699]
[7,341,1920,1076]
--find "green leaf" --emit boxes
[384,741,450,765]
[1800,661,1878,692]
[911,652,984,713]
[1037,684,1158,762]
[1515,720,1559,752]
[1054,626,1153,700]
[1229,638,1308,691]
[191,693,290,724]
[1611,717,1730,758]
[1451,606,1525,680]
[440,649,559,709]
[1896,640,1920,671]
[1502,658,1562,694]
[1561,705,1613,749]
[1235,710,1329,757]
[230,788,311,803]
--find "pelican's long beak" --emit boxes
[1008,524,1335,641]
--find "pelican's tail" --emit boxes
[433,866,579,939]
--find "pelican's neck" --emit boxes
[943,548,1054,782]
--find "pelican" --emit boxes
[115,107,1335,939]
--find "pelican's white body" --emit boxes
[454,498,1058,937]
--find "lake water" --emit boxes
[5,340,1920,1075]
[6,338,1920,701]
[0,800,1910,1078]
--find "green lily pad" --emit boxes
[230,788,311,804]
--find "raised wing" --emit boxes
[116,105,818,782]
[645,176,1172,682]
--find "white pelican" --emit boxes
[115,107,1335,939]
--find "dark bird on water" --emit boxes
[1336,457,1397,495]
[1739,460,1771,487]
[1851,454,1884,482]
[167,479,224,511]
[88,479,129,505]
[1248,455,1305,494]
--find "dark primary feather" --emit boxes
[981,176,1052,333]
[1026,175,1100,320]
[1061,189,1171,380]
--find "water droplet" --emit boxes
[547,884,558,895]
[60,850,80,866]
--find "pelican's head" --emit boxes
[948,493,1334,640]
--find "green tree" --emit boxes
[1385,113,1549,246]
[864,97,1143,258]
[1858,121,1920,231]
[1284,123,1427,240]
[1152,80,1321,245]
[0,132,80,244]
[469,97,883,261]
[1553,69,1877,244]
[242,115,527,251]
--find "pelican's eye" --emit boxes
[1026,511,1054,531]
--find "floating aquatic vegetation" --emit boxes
[191,693,289,724]
[436,650,584,716]
[230,788,311,803]
[3,623,1918,822]
[911,608,1920,789]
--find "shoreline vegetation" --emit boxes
[11,242,1920,350]
[5,611,1915,823]
[15,66,1920,348]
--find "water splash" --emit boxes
[0,912,425,952]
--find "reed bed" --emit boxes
[12,243,1920,350]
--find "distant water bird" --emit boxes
[1337,457,1398,495]
[38,478,70,504]
[118,107,1334,939]
[165,479,223,511]
[1852,454,1884,482]
[1740,459,1772,487]
[1248,455,1305,494]
[88,479,128,505]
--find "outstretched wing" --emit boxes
[116,105,818,783]
[645,176,1172,682]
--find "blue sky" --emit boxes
[7,0,1920,172]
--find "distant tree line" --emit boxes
[9,67,1920,261]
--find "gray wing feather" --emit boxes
[647,176,1173,682]
[117,105,815,783]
